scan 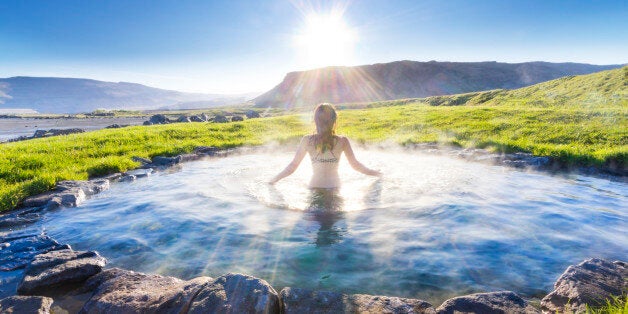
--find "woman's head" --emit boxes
[314,103,337,136]
[312,103,337,152]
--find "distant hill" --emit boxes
[0,77,255,113]
[253,61,623,108]
[368,66,628,109]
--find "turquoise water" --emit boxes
[28,149,628,304]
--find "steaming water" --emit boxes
[19,149,628,303]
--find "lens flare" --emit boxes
[294,11,357,69]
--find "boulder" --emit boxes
[105,124,129,128]
[132,156,152,164]
[280,287,435,314]
[148,114,170,125]
[436,291,539,314]
[190,115,205,122]
[18,249,106,295]
[194,146,218,155]
[177,115,192,123]
[187,273,280,314]
[102,172,123,181]
[80,268,212,314]
[32,128,84,138]
[22,185,88,208]
[0,295,53,313]
[56,179,110,196]
[0,232,64,271]
[212,115,228,123]
[178,154,201,163]
[231,115,244,122]
[541,258,627,313]
[151,156,182,166]
[245,110,260,118]
[119,175,137,182]
[124,168,153,177]
[143,121,153,126]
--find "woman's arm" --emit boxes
[269,136,308,184]
[342,137,381,176]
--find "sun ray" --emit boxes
[293,5,358,69]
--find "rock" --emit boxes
[132,156,152,164]
[143,121,153,126]
[56,179,110,196]
[177,115,191,123]
[124,168,153,177]
[105,124,129,128]
[187,273,280,314]
[80,268,212,314]
[245,110,260,118]
[0,232,63,271]
[22,179,108,208]
[280,287,435,314]
[0,207,43,228]
[436,291,539,314]
[32,128,84,138]
[148,114,170,125]
[541,258,627,313]
[194,146,218,155]
[190,115,205,122]
[200,113,209,121]
[101,173,123,181]
[119,175,136,182]
[22,188,86,208]
[178,154,201,163]
[0,295,53,313]
[231,115,244,122]
[151,156,182,166]
[503,160,529,168]
[212,115,228,123]
[18,249,106,295]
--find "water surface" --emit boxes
[19,149,628,304]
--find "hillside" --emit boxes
[371,65,628,108]
[253,61,622,108]
[0,77,253,113]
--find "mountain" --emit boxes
[0,77,254,113]
[253,61,623,108]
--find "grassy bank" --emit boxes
[1,67,626,212]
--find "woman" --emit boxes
[269,103,381,188]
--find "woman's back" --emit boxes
[305,135,344,188]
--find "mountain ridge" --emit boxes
[0,76,255,113]
[253,60,623,108]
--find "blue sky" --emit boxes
[1,0,626,94]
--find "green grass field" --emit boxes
[0,67,626,212]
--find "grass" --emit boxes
[586,295,627,314]
[0,67,626,212]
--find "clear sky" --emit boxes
[1,0,626,94]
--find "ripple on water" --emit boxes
[15,149,628,305]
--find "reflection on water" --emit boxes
[9,148,627,305]
[307,188,345,247]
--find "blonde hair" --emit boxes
[312,103,337,153]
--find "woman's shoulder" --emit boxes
[334,135,349,146]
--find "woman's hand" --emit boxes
[369,169,383,177]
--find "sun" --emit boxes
[295,12,357,69]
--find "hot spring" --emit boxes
[14,148,628,304]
